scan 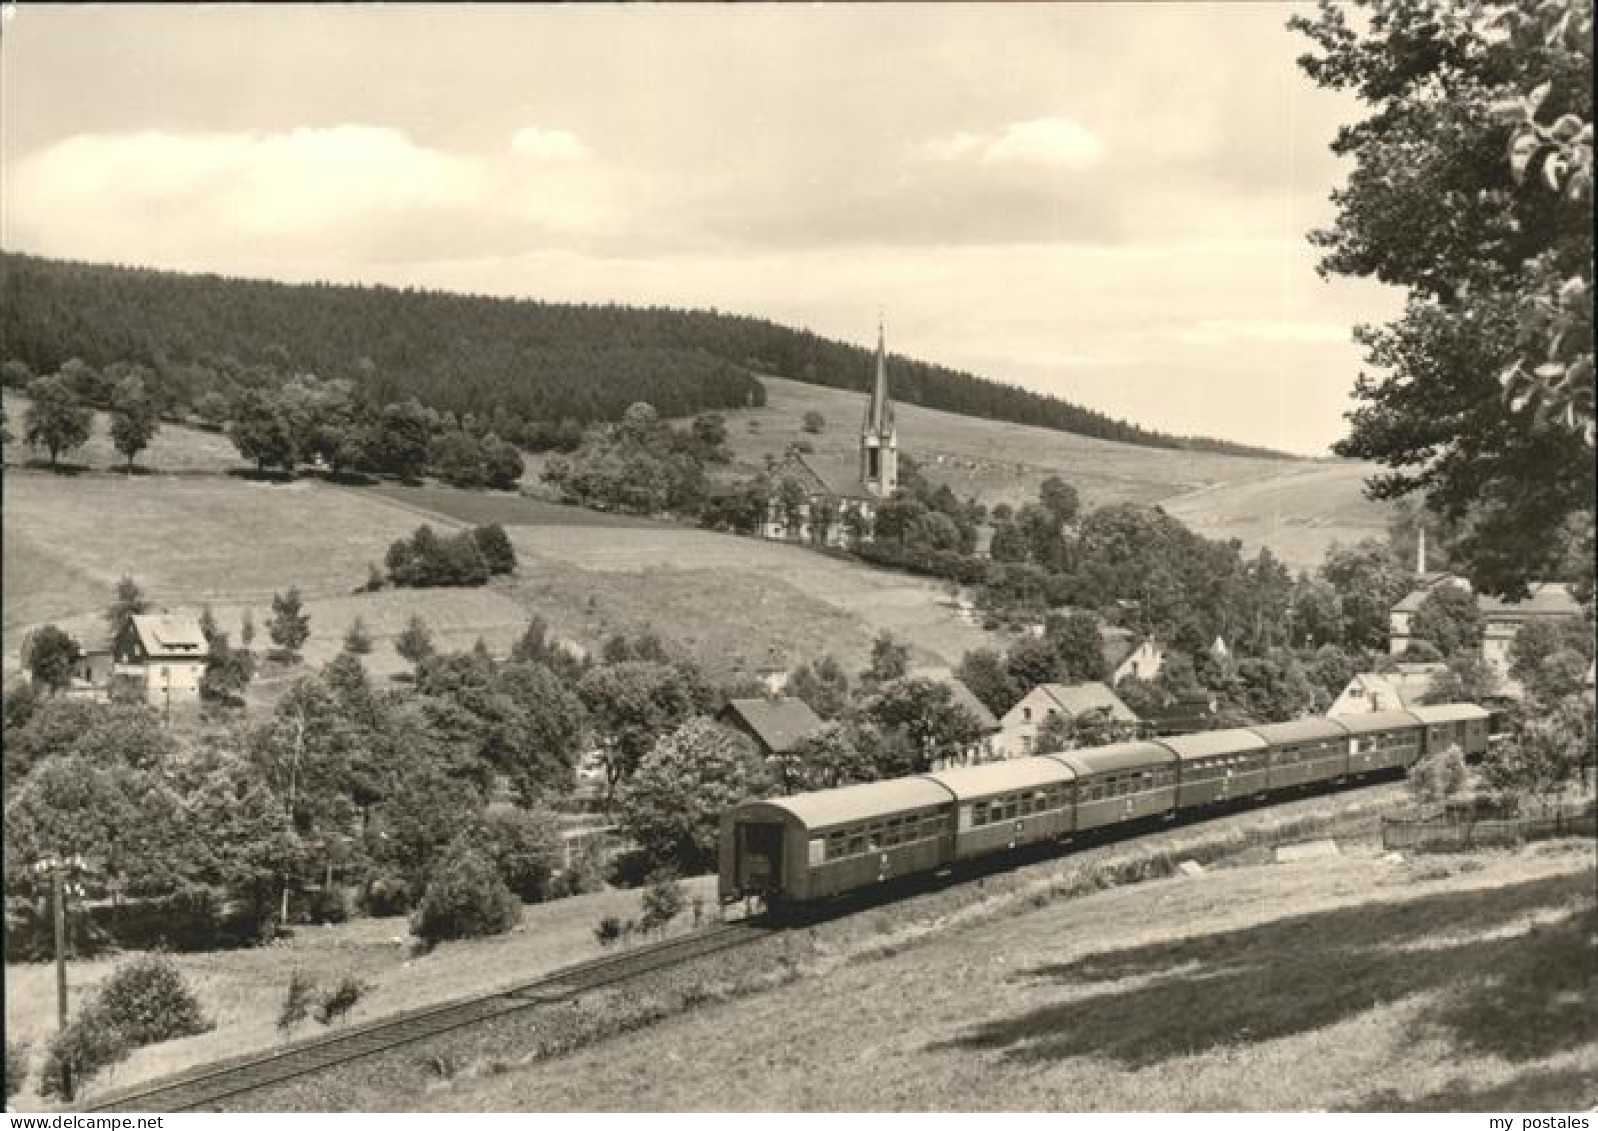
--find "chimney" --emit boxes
[1416,526,1427,577]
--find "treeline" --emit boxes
[1,251,1288,458]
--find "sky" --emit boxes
[0,3,1404,455]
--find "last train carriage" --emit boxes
[719,703,1491,908]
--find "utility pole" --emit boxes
[36,857,73,1101]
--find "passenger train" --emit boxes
[719,703,1492,908]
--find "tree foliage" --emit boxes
[619,718,775,873]
[23,372,92,468]
[266,588,311,659]
[24,625,80,693]
[1292,0,1594,596]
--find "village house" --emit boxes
[717,696,826,760]
[1389,575,1580,686]
[907,666,1002,769]
[112,613,210,709]
[993,680,1141,759]
[762,321,898,547]
[1326,662,1447,716]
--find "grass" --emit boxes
[3,469,989,683]
[424,840,1596,1112]
[1,389,243,477]
[691,375,1392,572]
[3,875,722,1111]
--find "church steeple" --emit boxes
[860,315,898,498]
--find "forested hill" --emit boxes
[0,252,1288,457]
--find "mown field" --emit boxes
[2,875,722,1111]
[430,842,1596,1112]
[1,470,984,683]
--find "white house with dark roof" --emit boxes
[993,681,1141,759]
[113,613,210,708]
[1389,575,1580,686]
[762,320,898,547]
[1326,663,1445,716]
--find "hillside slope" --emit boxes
[1,471,987,682]
[1,251,1282,456]
[432,846,1596,1112]
[707,375,1391,569]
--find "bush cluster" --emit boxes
[411,841,523,946]
[384,523,516,588]
[38,955,211,1098]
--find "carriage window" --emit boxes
[846,833,866,856]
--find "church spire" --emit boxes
[859,314,898,498]
[865,315,893,435]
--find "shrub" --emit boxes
[343,617,373,655]
[38,1006,130,1099]
[1406,743,1469,812]
[595,915,624,946]
[278,969,316,1037]
[314,974,370,1026]
[411,841,522,946]
[6,1037,28,1100]
[553,836,608,898]
[640,869,685,934]
[95,955,213,1048]
[362,873,414,917]
[471,523,517,575]
[478,806,562,903]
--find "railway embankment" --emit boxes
[100,779,1460,1111]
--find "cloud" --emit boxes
[922,117,1105,171]
[510,126,589,162]
[3,124,619,266]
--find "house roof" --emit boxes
[907,667,1001,732]
[1479,582,1580,621]
[1336,668,1439,712]
[1392,578,1577,621]
[1038,681,1140,723]
[1098,626,1137,672]
[127,614,210,659]
[774,450,874,501]
[719,697,825,755]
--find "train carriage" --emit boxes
[1252,717,1352,791]
[1046,741,1177,831]
[1410,703,1492,761]
[1333,709,1425,775]
[924,757,1077,862]
[718,777,954,905]
[1158,729,1270,810]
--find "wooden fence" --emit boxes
[1381,801,1597,852]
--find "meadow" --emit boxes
[703,374,1393,571]
[1,469,984,683]
[430,841,1596,1112]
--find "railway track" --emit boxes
[87,920,774,1113]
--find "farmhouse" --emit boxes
[1326,663,1445,716]
[994,681,1141,758]
[1389,575,1580,683]
[113,613,210,709]
[718,696,826,759]
[762,321,898,547]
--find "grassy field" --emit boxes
[693,375,1392,572]
[2,470,986,682]
[429,842,1597,1112]
[3,876,722,1111]
[1162,461,1393,572]
[1,389,243,476]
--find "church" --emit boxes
[761,321,899,547]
